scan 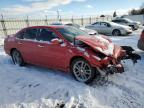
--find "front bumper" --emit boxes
[121,29,132,35]
[93,46,141,74]
[134,24,140,30]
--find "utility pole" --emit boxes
[1,14,7,36]
[57,9,60,21]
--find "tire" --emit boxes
[11,49,25,66]
[70,58,96,84]
[112,29,121,36]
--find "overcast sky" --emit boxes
[0,0,143,17]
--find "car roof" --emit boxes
[24,25,66,29]
[93,21,110,23]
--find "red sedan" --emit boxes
[4,26,140,83]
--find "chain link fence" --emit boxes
[0,15,113,37]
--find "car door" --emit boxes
[16,28,38,64]
[91,22,101,33]
[98,22,111,34]
[35,28,69,70]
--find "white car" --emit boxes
[112,18,140,30]
[50,22,98,35]
[85,21,132,36]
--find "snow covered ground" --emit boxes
[0,29,144,108]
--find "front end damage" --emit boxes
[75,35,141,76]
[95,45,141,76]
[98,46,141,77]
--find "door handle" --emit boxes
[37,45,44,48]
[18,42,23,45]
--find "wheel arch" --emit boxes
[70,56,85,66]
[10,48,17,56]
[112,29,120,32]
[112,29,121,35]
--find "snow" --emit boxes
[91,35,115,56]
[0,29,144,108]
[95,43,114,56]
[0,36,4,46]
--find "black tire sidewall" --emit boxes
[113,29,121,36]
[11,50,25,66]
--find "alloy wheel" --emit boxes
[73,60,92,82]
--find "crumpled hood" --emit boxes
[76,35,120,57]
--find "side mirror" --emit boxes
[51,38,63,44]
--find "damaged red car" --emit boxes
[4,26,141,83]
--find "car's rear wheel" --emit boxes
[112,29,121,36]
[11,49,25,66]
[71,58,96,84]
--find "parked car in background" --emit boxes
[51,22,98,35]
[4,26,141,83]
[112,18,141,30]
[85,21,132,36]
[138,29,144,51]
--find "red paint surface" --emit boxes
[4,26,126,72]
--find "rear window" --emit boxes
[112,20,120,22]
[23,28,38,40]
[16,30,25,39]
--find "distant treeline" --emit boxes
[129,8,144,15]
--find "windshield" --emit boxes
[51,22,62,25]
[123,18,133,22]
[109,22,121,26]
[57,26,89,42]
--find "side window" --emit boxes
[101,22,107,27]
[23,28,38,40]
[16,30,25,39]
[37,28,58,42]
[92,22,100,26]
[112,20,119,23]
[122,20,128,23]
[120,19,128,23]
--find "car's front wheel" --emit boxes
[112,29,121,36]
[71,58,96,84]
[11,49,25,66]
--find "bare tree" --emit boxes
[113,11,117,17]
